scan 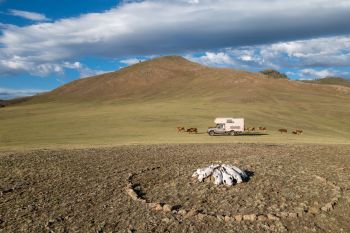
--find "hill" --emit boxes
[39,56,269,102]
[1,56,350,149]
[0,97,31,108]
[301,77,350,87]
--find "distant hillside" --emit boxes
[301,77,350,87]
[1,55,350,148]
[30,56,347,104]
[0,97,30,107]
[36,56,272,102]
[5,56,350,105]
[260,69,288,79]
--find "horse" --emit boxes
[278,128,288,134]
[186,128,198,134]
[176,127,185,133]
[295,129,303,134]
[258,127,267,131]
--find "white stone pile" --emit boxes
[192,164,247,186]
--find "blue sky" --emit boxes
[1,0,350,99]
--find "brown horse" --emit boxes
[296,129,303,134]
[258,127,267,131]
[176,127,185,133]
[186,128,198,134]
[278,128,288,134]
[293,129,303,135]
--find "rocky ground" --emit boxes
[1,143,349,232]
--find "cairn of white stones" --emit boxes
[192,164,248,186]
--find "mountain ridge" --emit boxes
[28,56,349,104]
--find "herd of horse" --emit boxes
[244,126,267,132]
[177,126,303,135]
[278,128,303,135]
[176,127,197,134]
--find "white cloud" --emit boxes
[259,36,350,67]
[9,9,50,21]
[186,35,350,75]
[286,68,350,80]
[62,61,109,78]
[299,69,337,80]
[0,87,47,99]
[120,58,144,66]
[1,0,350,76]
[187,52,236,67]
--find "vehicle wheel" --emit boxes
[229,131,235,136]
[208,130,215,136]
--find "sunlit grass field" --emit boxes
[1,93,349,150]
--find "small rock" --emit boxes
[138,199,146,204]
[321,203,333,212]
[309,207,320,215]
[163,204,172,212]
[243,214,257,221]
[267,214,279,220]
[147,202,158,209]
[178,209,187,215]
[186,209,197,217]
[216,215,224,222]
[155,203,163,211]
[234,215,243,222]
[224,216,232,222]
[126,188,138,200]
[162,217,170,223]
[288,212,297,218]
[294,207,305,216]
[197,213,206,221]
[278,212,288,218]
[257,215,267,221]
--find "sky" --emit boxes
[1,0,350,99]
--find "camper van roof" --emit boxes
[214,117,244,123]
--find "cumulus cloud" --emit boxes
[287,68,350,80]
[120,58,144,66]
[187,52,237,67]
[8,9,50,21]
[298,69,337,80]
[0,87,47,99]
[186,35,350,76]
[258,36,350,68]
[1,0,350,77]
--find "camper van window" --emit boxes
[227,119,233,123]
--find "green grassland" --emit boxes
[1,93,350,150]
[1,57,349,150]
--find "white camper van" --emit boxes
[207,118,244,136]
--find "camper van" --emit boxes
[207,118,244,136]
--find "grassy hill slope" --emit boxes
[1,56,350,149]
[301,77,350,87]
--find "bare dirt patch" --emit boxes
[1,144,349,232]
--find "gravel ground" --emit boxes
[1,143,350,233]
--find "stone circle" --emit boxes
[125,164,342,223]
